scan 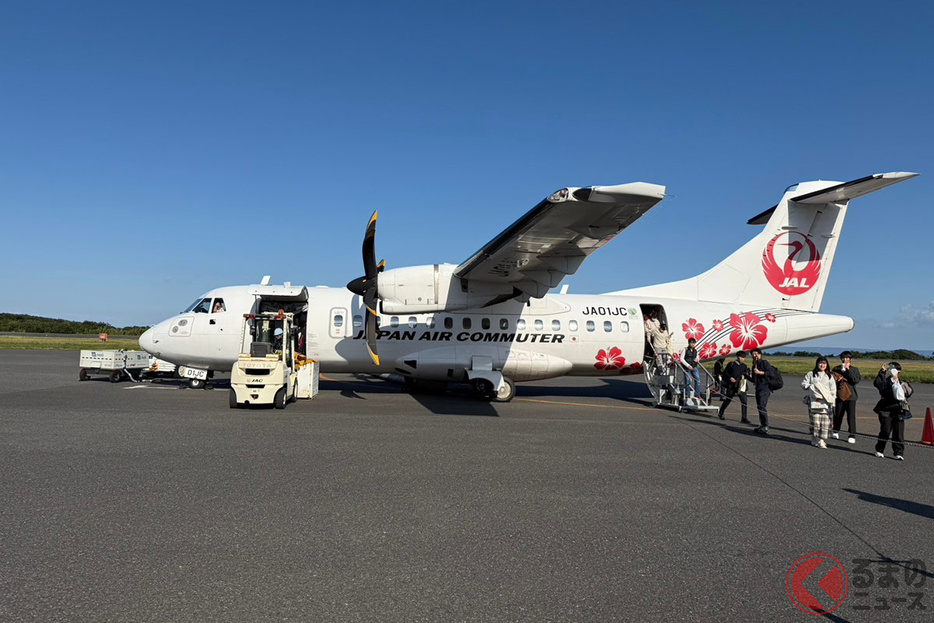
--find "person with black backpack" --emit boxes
[750,349,779,435]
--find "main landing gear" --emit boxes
[471,377,516,402]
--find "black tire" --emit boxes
[491,377,516,403]
[274,387,286,409]
[79,368,88,382]
[109,370,122,383]
[229,389,239,409]
[472,378,493,397]
[189,378,205,390]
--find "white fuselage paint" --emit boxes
[139,284,853,382]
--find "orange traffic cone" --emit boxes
[922,407,934,446]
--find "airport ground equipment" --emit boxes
[229,311,318,408]
[643,355,720,414]
[78,350,150,382]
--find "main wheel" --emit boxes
[229,389,239,409]
[471,378,494,397]
[274,387,286,409]
[491,377,516,403]
[188,378,205,389]
[109,370,122,383]
[79,368,88,381]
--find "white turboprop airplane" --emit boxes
[139,172,916,401]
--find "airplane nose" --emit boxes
[139,327,157,354]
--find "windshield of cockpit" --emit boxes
[183,298,212,314]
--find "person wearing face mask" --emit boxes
[873,362,906,460]
[831,351,861,443]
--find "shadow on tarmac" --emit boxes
[842,488,934,521]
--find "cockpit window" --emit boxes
[184,298,212,313]
[212,299,226,313]
[785,183,799,193]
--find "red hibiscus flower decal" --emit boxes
[628,362,642,372]
[728,312,768,350]
[672,352,682,362]
[719,344,732,356]
[765,313,776,323]
[712,319,724,332]
[594,347,626,370]
[700,343,718,360]
[682,318,705,341]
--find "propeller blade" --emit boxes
[365,307,380,366]
[363,210,378,279]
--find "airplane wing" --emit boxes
[454,182,666,298]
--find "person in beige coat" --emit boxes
[802,357,836,448]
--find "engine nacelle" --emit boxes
[377,264,514,314]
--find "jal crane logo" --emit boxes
[762,232,821,295]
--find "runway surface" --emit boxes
[2,351,933,622]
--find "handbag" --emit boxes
[837,381,853,402]
[833,372,853,401]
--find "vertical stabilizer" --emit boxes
[611,172,917,312]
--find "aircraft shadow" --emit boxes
[320,374,500,416]
[842,488,934,521]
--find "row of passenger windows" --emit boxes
[343,314,630,333]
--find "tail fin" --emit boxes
[615,172,917,312]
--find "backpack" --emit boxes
[767,367,784,391]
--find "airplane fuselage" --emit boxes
[139,284,853,383]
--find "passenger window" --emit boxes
[552,320,560,331]
[500,318,509,330]
[463,317,471,329]
[517,319,527,330]
[211,298,226,313]
[481,318,490,330]
[534,319,543,331]
[408,317,417,328]
[427,316,436,329]
[604,321,613,332]
[444,317,453,330]
[620,321,629,333]
[569,320,578,331]
[390,316,399,328]
[353,315,363,328]
[586,320,595,332]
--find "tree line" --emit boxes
[0,314,148,337]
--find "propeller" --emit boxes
[346,211,384,365]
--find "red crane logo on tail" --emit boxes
[762,232,821,295]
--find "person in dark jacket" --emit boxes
[873,362,906,460]
[749,349,776,435]
[831,351,861,443]
[717,351,749,423]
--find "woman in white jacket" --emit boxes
[802,357,836,448]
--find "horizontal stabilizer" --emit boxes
[747,172,918,225]
[792,171,918,204]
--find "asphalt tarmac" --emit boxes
[2,350,933,622]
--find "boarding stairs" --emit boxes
[643,347,720,414]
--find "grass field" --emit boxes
[0,336,140,351]
[2,335,932,384]
[759,357,934,385]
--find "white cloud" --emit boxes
[899,302,934,327]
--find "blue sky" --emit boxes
[1,1,931,350]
